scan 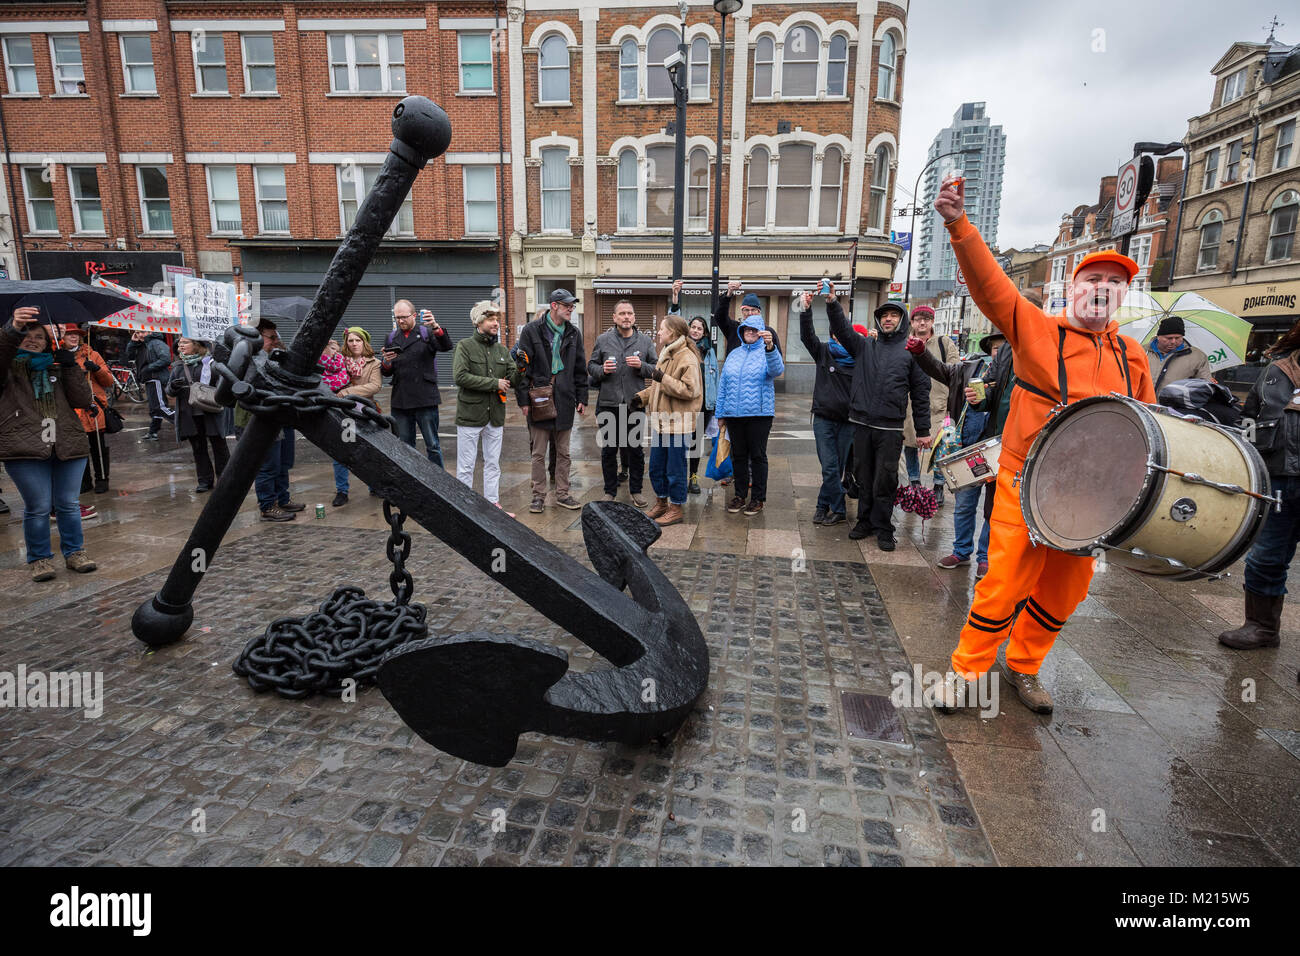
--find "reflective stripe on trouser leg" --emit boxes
[950,467,1047,678]
[1005,550,1094,675]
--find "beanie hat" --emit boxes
[742,293,762,310]
[910,305,936,320]
[1156,316,1185,337]
[345,326,370,347]
[853,324,872,338]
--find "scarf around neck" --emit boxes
[15,350,57,420]
[828,339,855,367]
[544,316,566,375]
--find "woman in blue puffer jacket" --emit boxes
[715,313,784,516]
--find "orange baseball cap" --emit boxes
[1072,249,1140,281]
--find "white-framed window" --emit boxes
[827,34,848,97]
[49,36,84,94]
[1197,210,1223,272]
[137,166,173,233]
[242,34,277,93]
[1223,139,1243,183]
[1203,147,1219,190]
[206,165,241,233]
[463,165,497,235]
[254,165,288,233]
[119,35,156,93]
[1220,67,1247,107]
[617,149,638,228]
[774,144,813,227]
[1073,251,1085,272]
[538,34,569,103]
[1275,120,1295,171]
[1131,234,1152,271]
[1050,257,1067,282]
[540,147,570,231]
[646,144,675,228]
[689,36,709,100]
[328,33,405,93]
[458,32,492,92]
[821,146,844,230]
[21,166,57,233]
[646,28,677,101]
[1267,190,1298,263]
[687,147,709,231]
[337,165,413,235]
[68,166,104,234]
[3,36,37,94]
[782,25,818,97]
[746,146,770,228]
[619,40,638,100]
[867,146,888,232]
[877,31,898,100]
[193,31,227,93]
[752,36,773,99]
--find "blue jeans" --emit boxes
[255,427,295,511]
[648,437,689,505]
[952,484,992,562]
[813,416,854,515]
[1244,474,1300,595]
[6,457,87,560]
[904,445,921,484]
[393,405,443,467]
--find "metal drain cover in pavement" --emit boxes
[841,691,906,744]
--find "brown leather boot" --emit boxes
[1219,589,1282,649]
[645,497,668,520]
[655,503,683,527]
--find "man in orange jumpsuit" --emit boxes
[932,180,1155,715]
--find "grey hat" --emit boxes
[549,288,577,305]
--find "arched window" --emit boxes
[782,25,818,97]
[1267,190,1298,262]
[617,149,638,229]
[747,147,769,228]
[1197,209,1223,272]
[646,28,677,100]
[869,145,891,232]
[827,34,848,97]
[538,34,569,103]
[821,146,844,229]
[619,39,638,100]
[687,147,709,231]
[877,32,897,100]
[646,144,675,228]
[753,36,773,98]
[690,37,710,100]
[776,143,814,227]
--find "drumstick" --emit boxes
[1159,465,1279,507]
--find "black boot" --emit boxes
[1219,589,1283,649]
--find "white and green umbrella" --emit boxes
[1115,290,1251,371]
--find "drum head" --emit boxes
[1023,400,1155,551]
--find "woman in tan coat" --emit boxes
[635,314,702,527]
[331,326,382,505]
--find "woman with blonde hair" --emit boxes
[634,313,702,527]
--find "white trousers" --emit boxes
[456,424,504,504]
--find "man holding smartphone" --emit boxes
[381,299,453,467]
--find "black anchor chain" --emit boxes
[231,501,429,699]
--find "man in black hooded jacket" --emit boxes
[824,284,930,551]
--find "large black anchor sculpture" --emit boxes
[131,97,709,767]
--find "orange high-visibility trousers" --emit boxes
[950,465,1096,677]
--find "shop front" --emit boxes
[1195,278,1300,397]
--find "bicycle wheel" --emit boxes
[125,376,146,404]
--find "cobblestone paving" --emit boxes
[0,526,994,866]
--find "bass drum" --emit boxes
[1019,395,1271,580]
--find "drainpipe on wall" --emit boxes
[1230,110,1263,279]
[0,96,27,278]
[495,0,508,344]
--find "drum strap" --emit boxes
[1110,335,1134,398]
[1013,326,1069,405]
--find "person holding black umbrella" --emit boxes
[0,306,98,581]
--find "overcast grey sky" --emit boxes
[893,0,1290,278]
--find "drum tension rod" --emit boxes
[1144,458,1281,511]
[1092,541,1230,582]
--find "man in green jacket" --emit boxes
[453,300,522,514]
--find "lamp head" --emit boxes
[714,0,743,13]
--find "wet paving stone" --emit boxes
[0,527,993,866]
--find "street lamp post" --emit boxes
[710,0,742,314]
[905,147,979,305]
[666,4,690,281]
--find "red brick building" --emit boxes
[508,1,908,390]
[0,0,516,359]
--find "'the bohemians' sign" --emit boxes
[1202,280,1300,319]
